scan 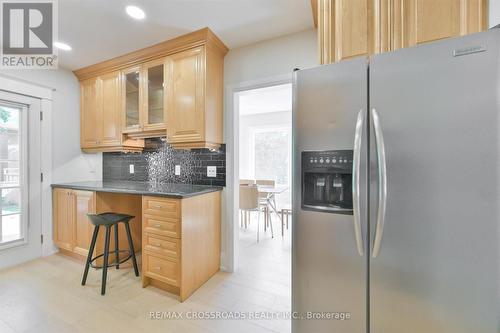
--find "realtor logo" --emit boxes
[1,0,58,68]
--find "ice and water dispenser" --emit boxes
[301,150,353,214]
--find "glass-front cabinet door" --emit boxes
[142,59,166,132]
[122,66,141,133]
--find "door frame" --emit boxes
[223,73,291,272]
[0,74,53,269]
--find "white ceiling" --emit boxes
[238,83,292,116]
[58,0,314,70]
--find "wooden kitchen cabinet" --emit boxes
[316,0,487,64]
[80,78,99,149]
[165,44,225,150]
[72,190,96,257]
[318,0,391,64]
[165,46,205,148]
[392,0,487,50]
[53,189,143,262]
[122,66,141,133]
[123,58,167,138]
[53,188,74,251]
[142,191,221,301]
[80,71,144,152]
[143,59,166,133]
[99,72,122,147]
[75,28,227,151]
[53,188,95,255]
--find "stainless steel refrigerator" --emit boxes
[292,29,499,333]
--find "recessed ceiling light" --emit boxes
[126,5,145,20]
[54,41,72,51]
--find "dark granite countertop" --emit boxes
[51,181,223,199]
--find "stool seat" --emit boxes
[87,213,134,226]
[81,212,139,295]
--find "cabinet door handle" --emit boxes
[155,266,161,271]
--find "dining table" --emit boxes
[256,184,289,235]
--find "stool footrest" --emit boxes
[89,250,132,269]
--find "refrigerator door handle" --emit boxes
[352,109,365,256]
[371,108,387,258]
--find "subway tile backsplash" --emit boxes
[103,139,226,186]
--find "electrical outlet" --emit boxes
[175,165,181,176]
[207,166,217,178]
[129,164,134,174]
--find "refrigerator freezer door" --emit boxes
[292,58,368,333]
[369,30,500,333]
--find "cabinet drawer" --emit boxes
[144,233,180,259]
[144,215,180,238]
[145,253,180,286]
[143,196,180,219]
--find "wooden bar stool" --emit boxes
[81,212,139,295]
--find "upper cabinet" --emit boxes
[74,28,228,152]
[144,60,166,132]
[100,72,123,147]
[165,42,224,150]
[80,71,144,152]
[316,0,488,64]
[123,66,141,133]
[123,59,167,138]
[165,47,204,146]
[80,77,99,149]
[393,0,487,50]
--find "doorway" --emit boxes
[234,82,292,332]
[0,91,42,269]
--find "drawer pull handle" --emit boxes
[152,204,162,208]
[155,266,161,271]
[154,224,162,228]
[154,243,162,247]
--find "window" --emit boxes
[0,103,26,246]
[252,127,292,209]
[253,128,291,186]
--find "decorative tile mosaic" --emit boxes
[103,139,226,186]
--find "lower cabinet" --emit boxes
[53,188,75,251]
[53,190,143,264]
[72,191,96,256]
[142,192,221,301]
[53,187,221,302]
[53,188,96,255]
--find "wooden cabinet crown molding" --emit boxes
[73,27,228,81]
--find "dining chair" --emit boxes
[239,184,269,241]
[280,205,291,237]
[256,179,275,232]
[239,179,255,228]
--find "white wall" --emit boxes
[0,69,102,183]
[225,29,317,86]
[490,0,500,27]
[223,28,317,271]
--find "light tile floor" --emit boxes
[0,212,291,333]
